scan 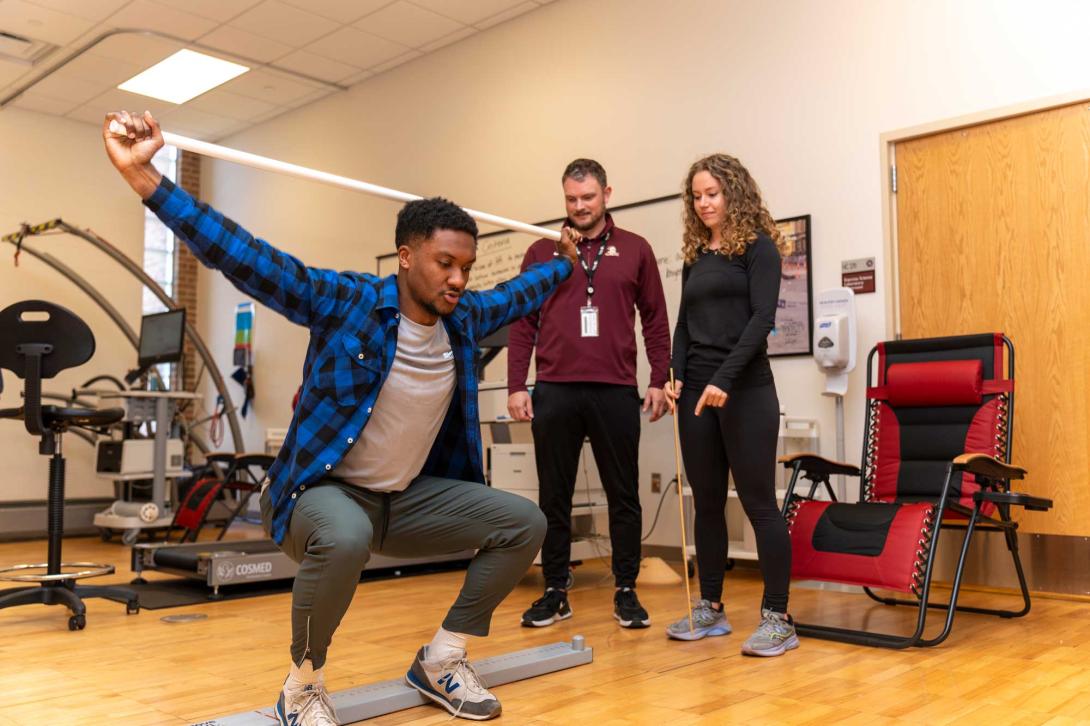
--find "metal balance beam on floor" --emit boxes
[197,637,592,725]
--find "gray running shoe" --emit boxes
[405,646,501,720]
[741,608,799,657]
[666,599,732,641]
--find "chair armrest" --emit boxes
[234,452,276,469]
[778,452,860,478]
[974,491,1052,512]
[0,406,24,420]
[952,453,1026,481]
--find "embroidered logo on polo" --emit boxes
[604,245,620,257]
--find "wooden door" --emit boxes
[895,101,1090,536]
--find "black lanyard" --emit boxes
[577,230,611,301]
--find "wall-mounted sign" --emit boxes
[841,257,876,294]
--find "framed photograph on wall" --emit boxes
[768,214,813,357]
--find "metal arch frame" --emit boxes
[2,219,243,453]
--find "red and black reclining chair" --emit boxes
[780,333,1052,648]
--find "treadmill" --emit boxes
[131,540,472,599]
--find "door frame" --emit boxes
[879,88,1090,338]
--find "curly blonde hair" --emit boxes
[681,153,786,263]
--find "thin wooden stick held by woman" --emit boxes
[670,367,695,635]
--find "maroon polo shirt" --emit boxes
[507,214,671,394]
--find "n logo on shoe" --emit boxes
[437,673,461,694]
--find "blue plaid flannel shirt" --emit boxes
[145,178,572,544]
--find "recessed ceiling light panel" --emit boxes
[118,49,248,104]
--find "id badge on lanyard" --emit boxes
[577,231,610,339]
[580,305,599,337]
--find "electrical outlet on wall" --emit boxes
[651,472,661,493]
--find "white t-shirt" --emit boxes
[332,315,456,492]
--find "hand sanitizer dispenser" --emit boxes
[813,288,856,396]
[814,314,850,370]
[812,287,857,500]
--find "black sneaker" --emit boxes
[521,587,572,627]
[614,587,650,628]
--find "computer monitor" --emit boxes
[137,309,186,368]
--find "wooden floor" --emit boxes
[1,528,1089,725]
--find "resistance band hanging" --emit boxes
[230,301,255,417]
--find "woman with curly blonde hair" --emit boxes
[663,153,796,657]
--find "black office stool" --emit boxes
[0,300,140,630]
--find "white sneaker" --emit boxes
[275,678,338,726]
[405,645,502,720]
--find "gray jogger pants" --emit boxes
[259,476,546,669]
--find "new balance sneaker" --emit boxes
[275,678,337,726]
[613,587,650,628]
[666,599,732,641]
[521,587,572,627]
[741,608,800,657]
[405,645,502,720]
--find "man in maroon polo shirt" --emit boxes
[508,158,671,629]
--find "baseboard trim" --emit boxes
[0,499,113,541]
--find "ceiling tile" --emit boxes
[354,1,463,49]
[104,0,218,41]
[340,69,373,86]
[198,25,292,64]
[11,90,81,115]
[229,0,340,47]
[85,31,184,67]
[158,105,243,138]
[275,49,359,84]
[409,0,531,26]
[280,0,391,24]
[23,0,130,23]
[220,67,320,105]
[419,25,475,54]
[185,87,277,120]
[66,100,113,124]
[474,1,536,30]
[281,86,334,111]
[63,20,115,50]
[0,58,33,88]
[66,87,178,125]
[305,26,406,69]
[22,68,106,106]
[152,0,263,23]
[247,104,289,126]
[210,119,250,140]
[0,0,95,45]
[369,48,421,75]
[56,52,142,87]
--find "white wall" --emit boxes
[193,0,1090,547]
[0,108,146,501]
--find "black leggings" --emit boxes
[678,382,790,612]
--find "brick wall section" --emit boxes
[174,150,201,395]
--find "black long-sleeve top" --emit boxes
[670,234,781,393]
